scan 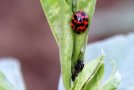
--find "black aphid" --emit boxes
[72,71,78,81]
[72,60,84,81]
[74,60,84,72]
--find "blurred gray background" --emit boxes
[0,0,133,90]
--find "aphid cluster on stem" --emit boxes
[72,60,84,81]
[71,11,89,34]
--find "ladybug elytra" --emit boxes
[71,11,89,34]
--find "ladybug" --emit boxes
[71,11,89,34]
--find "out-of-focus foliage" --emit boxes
[0,72,15,90]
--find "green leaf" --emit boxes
[71,54,105,90]
[0,82,12,90]
[40,0,98,90]
[41,1,73,89]
[72,0,97,67]
[59,0,74,90]
[82,64,104,90]
[40,0,61,44]
[100,71,121,90]
[72,0,78,12]
[65,0,72,9]
[77,0,97,19]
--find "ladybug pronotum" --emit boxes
[71,11,89,34]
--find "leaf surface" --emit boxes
[71,55,105,90]
[82,64,104,90]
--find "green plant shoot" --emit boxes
[40,0,121,90]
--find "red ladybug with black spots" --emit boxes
[71,11,89,34]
